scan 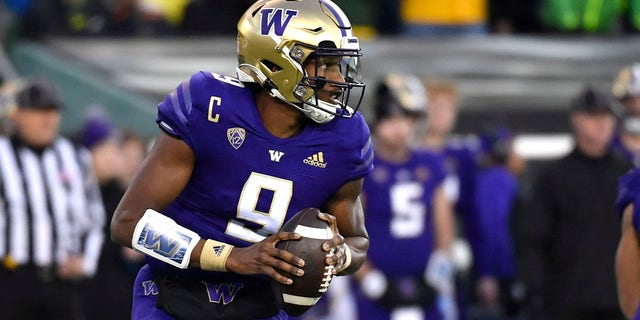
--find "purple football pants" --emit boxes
[131,264,288,320]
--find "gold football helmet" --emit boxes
[612,63,640,100]
[236,0,365,123]
[373,73,428,124]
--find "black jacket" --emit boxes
[517,147,631,319]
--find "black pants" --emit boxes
[0,265,83,320]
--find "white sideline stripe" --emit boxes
[294,225,332,240]
[282,294,321,306]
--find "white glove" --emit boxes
[424,250,455,295]
[360,269,388,300]
[425,250,457,320]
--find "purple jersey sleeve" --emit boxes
[616,169,640,233]
[348,113,374,182]
[430,151,447,186]
[156,72,210,153]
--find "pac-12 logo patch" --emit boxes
[260,8,298,36]
[227,127,246,149]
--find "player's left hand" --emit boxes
[318,212,347,273]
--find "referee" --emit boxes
[0,77,104,320]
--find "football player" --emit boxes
[612,63,640,167]
[615,168,640,319]
[353,73,457,320]
[110,1,373,319]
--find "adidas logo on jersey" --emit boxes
[303,152,327,168]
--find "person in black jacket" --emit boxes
[516,85,630,320]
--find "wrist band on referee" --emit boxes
[200,239,234,271]
[337,243,352,273]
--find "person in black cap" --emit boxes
[515,86,630,320]
[0,77,104,320]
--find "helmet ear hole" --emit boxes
[318,40,337,49]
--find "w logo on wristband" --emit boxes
[138,223,193,263]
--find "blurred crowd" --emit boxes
[2,0,640,38]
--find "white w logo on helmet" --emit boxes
[260,8,298,36]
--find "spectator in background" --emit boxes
[78,113,144,320]
[354,73,457,320]
[420,79,479,217]
[516,86,629,320]
[612,62,640,167]
[0,77,104,320]
[418,79,478,320]
[399,0,488,36]
[467,125,522,320]
[614,168,640,320]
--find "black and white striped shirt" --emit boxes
[0,135,104,276]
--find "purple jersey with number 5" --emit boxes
[363,150,446,276]
[149,71,373,283]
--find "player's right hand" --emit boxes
[225,232,305,285]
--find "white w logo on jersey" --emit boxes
[269,150,285,162]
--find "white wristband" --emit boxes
[336,243,352,273]
[132,209,201,269]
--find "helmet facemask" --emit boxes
[290,41,365,123]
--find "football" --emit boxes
[275,208,336,316]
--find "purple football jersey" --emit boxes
[149,71,373,282]
[616,168,640,233]
[362,149,446,276]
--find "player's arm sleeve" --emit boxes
[431,154,454,250]
[78,147,105,276]
[346,115,374,182]
[156,72,208,154]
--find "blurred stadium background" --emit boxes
[2,0,639,191]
